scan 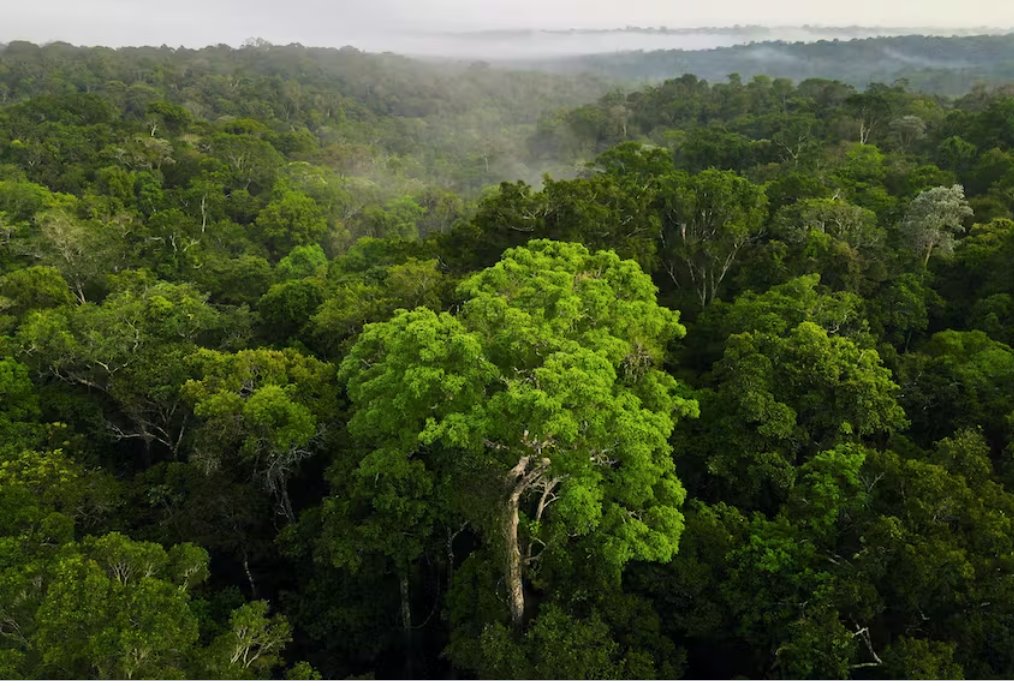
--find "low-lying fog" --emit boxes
[6,0,1014,57]
[339,26,1009,61]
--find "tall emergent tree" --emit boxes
[333,240,698,639]
[658,169,768,307]
[900,185,973,267]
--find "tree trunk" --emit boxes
[242,549,258,598]
[447,527,457,592]
[399,571,416,678]
[279,484,295,524]
[199,195,208,233]
[399,572,412,632]
[139,428,153,468]
[504,490,525,629]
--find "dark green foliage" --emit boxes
[4,37,1014,680]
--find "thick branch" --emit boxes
[849,624,883,670]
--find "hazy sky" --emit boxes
[5,0,1014,48]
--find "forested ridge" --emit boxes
[3,40,1014,679]
[523,32,1014,96]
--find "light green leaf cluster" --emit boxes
[333,239,697,628]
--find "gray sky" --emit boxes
[4,0,1014,49]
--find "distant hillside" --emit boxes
[0,40,611,189]
[508,33,1014,95]
[390,25,1010,60]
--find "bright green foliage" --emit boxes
[327,307,488,571]
[683,274,869,371]
[0,448,119,536]
[25,208,131,303]
[203,600,292,678]
[286,661,323,679]
[6,39,1014,681]
[276,244,328,282]
[679,320,906,507]
[929,428,994,485]
[311,254,449,357]
[658,169,768,307]
[473,604,627,679]
[0,266,74,329]
[714,274,868,339]
[719,322,906,443]
[33,538,201,679]
[900,329,1014,448]
[254,186,329,259]
[0,529,289,679]
[0,358,42,453]
[786,444,868,536]
[183,348,337,521]
[16,281,227,460]
[335,240,696,668]
[882,638,964,679]
[768,198,885,292]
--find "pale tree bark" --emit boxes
[503,487,525,628]
[499,431,555,629]
[241,548,258,598]
[399,569,417,678]
[849,624,883,670]
[399,573,412,632]
[446,523,468,591]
